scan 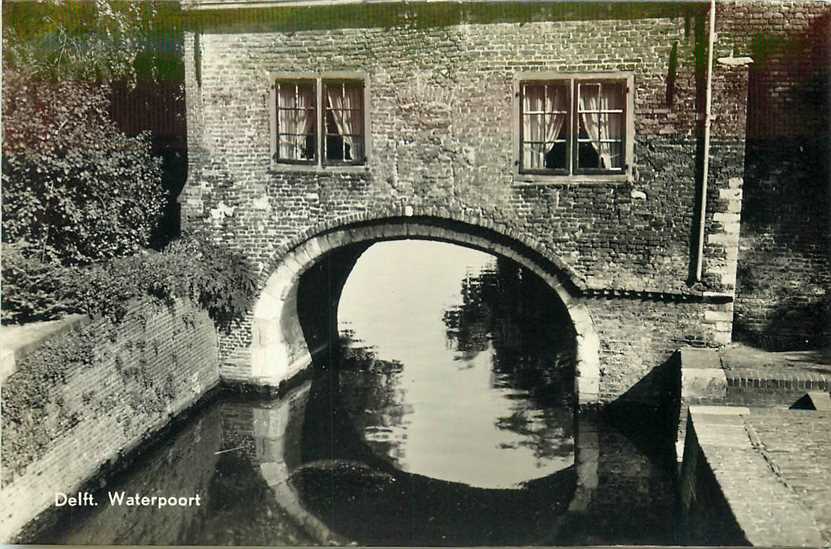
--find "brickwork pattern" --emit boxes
[586,298,734,401]
[180,3,764,402]
[725,368,831,407]
[718,0,831,349]
[0,299,220,543]
[182,5,748,296]
[721,344,831,407]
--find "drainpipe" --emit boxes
[695,0,717,282]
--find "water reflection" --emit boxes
[31,239,679,546]
[31,399,318,546]
[335,241,576,488]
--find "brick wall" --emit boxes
[180,2,760,401]
[584,296,733,401]
[718,1,831,350]
[182,3,750,293]
[0,299,219,542]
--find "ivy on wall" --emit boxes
[0,299,207,483]
[2,231,257,333]
[1,324,100,480]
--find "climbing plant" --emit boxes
[1,71,166,266]
[2,232,258,331]
[2,1,163,84]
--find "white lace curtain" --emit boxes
[522,85,566,169]
[327,84,364,160]
[277,84,315,160]
[578,84,624,169]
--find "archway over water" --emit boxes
[249,217,601,404]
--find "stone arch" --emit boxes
[250,216,601,404]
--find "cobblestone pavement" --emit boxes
[688,407,826,547]
[719,344,831,407]
[744,409,831,547]
[683,346,831,546]
[721,343,831,377]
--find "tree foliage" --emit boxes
[2,0,162,84]
[0,2,240,330]
[1,1,178,265]
[2,69,166,265]
[2,232,258,332]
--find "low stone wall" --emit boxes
[675,345,831,459]
[724,368,831,407]
[674,348,728,460]
[0,298,220,542]
[679,405,827,547]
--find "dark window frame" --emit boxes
[274,78,318,165]
[514,72,634,183]
[270,72,369,171]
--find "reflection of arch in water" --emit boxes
[246,384,346,544]
[248,216,601,405]
[289,371,603,546]
[244,375,602,545]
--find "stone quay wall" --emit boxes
[180,2,757,402]
[0,299,220,542]
[679,406,828,547]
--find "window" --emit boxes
[517,74,632,177]
[275,80,317,163]
[272,75,367,167]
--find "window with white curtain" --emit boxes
[518,75,631,176]
[324,81,365,163]
[275,80,317,163]
[273,76,366,166]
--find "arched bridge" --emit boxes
[247,215,600,403]
[180,1,752,405]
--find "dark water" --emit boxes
[33,241,679,546]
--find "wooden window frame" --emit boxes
[322,79,366,167]
[273,77,318,165]
[270,71,370,171]
[513,72,635,184]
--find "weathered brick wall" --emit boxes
[584,296,733,401]
[0,299,219,542]
[183,4,748,292]
[718,1,830,350]
[181,3,757,401]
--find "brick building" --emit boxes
[716,2,830,350]
[179,0,830,404]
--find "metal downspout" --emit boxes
[695,0,717,282]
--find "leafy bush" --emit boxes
[0,242,74,323]
[3,1,166,85]
[1,233,258,331]
[2,71,166,265]
[164,232,259,332]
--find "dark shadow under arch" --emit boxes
[248,216,601,404]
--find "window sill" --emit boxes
[269,162,370,175]
[512,173,631,186]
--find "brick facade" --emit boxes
[183,3,747,288]
[178,2,825,400]
[718,0,830,350]
[0,299,219,542]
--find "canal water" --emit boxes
[33,241,680,546]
